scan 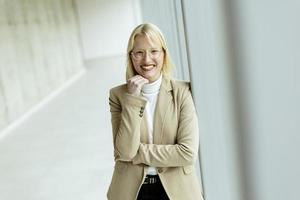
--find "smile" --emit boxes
[141,65,155,71]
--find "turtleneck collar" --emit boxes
[142,74,162,94]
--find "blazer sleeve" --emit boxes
[132,87,199,167]
[109,88,147,161]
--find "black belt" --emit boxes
[143,175,159,184]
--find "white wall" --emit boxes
[231,1,300,199]
[0,0,84,132]
[183,0,300,200]
[182,0,244,199]
[75,0,142,60]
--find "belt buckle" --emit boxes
[149,177,155,184]
[144,175,158,184]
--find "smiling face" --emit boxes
[130,34,164,83]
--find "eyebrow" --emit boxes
[133,47,161,51]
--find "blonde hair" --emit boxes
[126,23,174,80]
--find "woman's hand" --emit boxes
[127,75,149,96]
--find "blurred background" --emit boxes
[0,0,299,200]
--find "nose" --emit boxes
[142,51,151,62]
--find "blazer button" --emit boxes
[139,113,143,117]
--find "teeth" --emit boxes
[141,65,154,70]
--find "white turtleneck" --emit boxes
[141,74,162,175]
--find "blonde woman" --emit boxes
[107,23,203,200]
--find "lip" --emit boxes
[141,65,155,71]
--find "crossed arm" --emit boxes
[109,87,199,167]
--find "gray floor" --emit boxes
[0,56,126,200]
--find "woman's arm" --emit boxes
[132,88,199,167]
[109,88,147,161]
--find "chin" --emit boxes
[141,73,151,78]
[146,75,159,82]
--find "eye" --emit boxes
[151,49,161,56]
[134,51,144,56]
[151,49,160,53]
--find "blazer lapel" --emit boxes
[153,76,173,144]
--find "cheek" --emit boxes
[132,60,140,70]
[157,59,164,69]
[157,54,165,68]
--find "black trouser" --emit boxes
[137,175,169,200]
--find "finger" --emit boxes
[133,75,149,83]
[127,75,143,84]
[128,76,148,86]
[137,77,149,84]
[141,78,149,84]
[127,78,144,91]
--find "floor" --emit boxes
[0,56,126,200]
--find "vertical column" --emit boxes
[181,0,245,199]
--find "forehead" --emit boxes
[133,34,161,49]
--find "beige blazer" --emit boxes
[107,76,204,200]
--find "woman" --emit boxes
[107,23,203,200]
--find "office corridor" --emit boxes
[0,56,126,200]
[1,0,300,199]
